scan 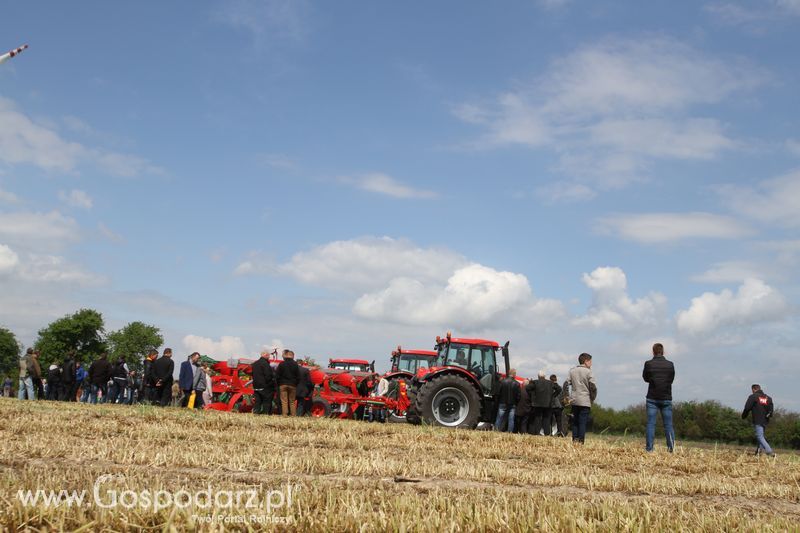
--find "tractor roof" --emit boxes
[441,337,500,348]
[330,358,370,365]
[399,349,438,357]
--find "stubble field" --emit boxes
[1,398,798,531]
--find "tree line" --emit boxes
[0,308,163,377]
[592,401,800,450]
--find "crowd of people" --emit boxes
[6,342,777,455]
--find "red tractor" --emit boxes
[382,347,437,423]
[406,332,510,429]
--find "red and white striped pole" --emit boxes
[0,44,29,65]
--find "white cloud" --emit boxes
[717,169,800,228]
[536,181,597,203]
[0,187,20,204]
[597,212,753,243]
[339,173,437,199]
[354,263,564,329]
[574,266,668,330]
[0,210,80,249]
[274,237,467,291]
[676,278,790,335]
[233,251,277,276]
[58,189,93,210]
[182,334,246,359]
[691,261,766,284]
[98,222,124,244]
[0,96,161,177]
[453,36,766,196]
[0,243,19,273]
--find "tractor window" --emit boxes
[440,344,470,369]
[398,355,433,373]
[468,346,496,395]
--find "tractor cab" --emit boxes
[431,335,507,396]
[328,358,374,373]
[390,348,437,374]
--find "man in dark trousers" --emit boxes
[152,348,175,407]
[179,352,200,407]
[549,374,564,437]
[276,349,300,416]
[494,369,520,432]
[295,364,313,416]
[642,342,675,452]
[141,349,158,404]
[528,371,554,435]
[742,384,775,457]
[251,350,276,414]
[88,352,112,404]
[514,379,531,434]
[61,351,76,401]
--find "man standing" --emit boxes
[61,351,76,401]
[18,349,35,400]
[514,379,531,434]
[251,350,276,414]
[152,348,175,407]
[30,350,43,400]
[141,349,158,404]
[76,362,88,402]
[643,342,675,452]
[276,349,300,416]
[528,371,553,435]
[494,369,520,432]
[295,364,313,417]
[549,374,564,437]
[88,353,112,404]
[569,353,597,444]
[742,384,775,458]
[179,353,200,407]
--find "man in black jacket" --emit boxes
[276,350,300,416]
[141,349,158,404]
[61,352,76,401]
[742,384,775,457]
[152,348,175,407]
[251,351,276,415]
[88,353,112,404]
[514,379,531,434]
[643,342,675,452]
[528,371,553,435]
[295,364,313,416]
[549,374,564,437]
[494,369,520,432]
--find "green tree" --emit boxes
[0,326,22,378]
[106,321,163,372]
[34,309,106,368]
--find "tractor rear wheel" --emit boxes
[405,383,422,425]
[310,397,332,418]
[416,373,481,429]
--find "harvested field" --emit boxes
[1,398,798,531]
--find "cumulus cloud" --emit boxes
[0,187,20,204]
[339,173,437,199]
[354,263,564,329]
[597,212,753,243]
[0,243,19,273]
[574,266,668,330]
[58,189,93,210]
[0,96,161,177]
[454,36,766,196]
[256,237,467,292]
[676,278,790,335]
[0,243,101,285]
[717,169,800,228]
[182,335,247,359]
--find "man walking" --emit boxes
[179,353,200,407]
[276,349,300,416]
[494,369,520,432]
[152,348,175,407]
[742,384,775,457]
[528,371,553,435]
[251,350,276,414]
[643,342,675,452]
[569,353,597,444]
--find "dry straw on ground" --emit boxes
[1,398,798,531]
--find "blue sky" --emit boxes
[1,0,799,409]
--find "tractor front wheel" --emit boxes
[310,397,332,418]
[415,373,481,429]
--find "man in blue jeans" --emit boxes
[494,369,520,432]
[642,343,675,452]
[568,353,596,444]
[742,384,775,457]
